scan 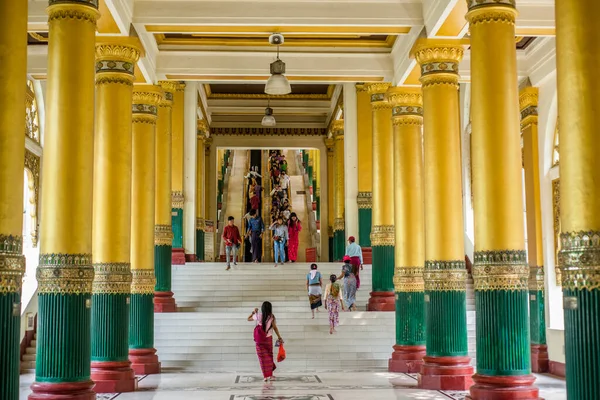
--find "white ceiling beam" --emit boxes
[421,0,456,37]
[105,0,135,34]
[156,51,394,82]
[132,0,423,26]
[391,26,424,86]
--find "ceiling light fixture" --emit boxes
[265,33,292,95]
[261,98,276,127]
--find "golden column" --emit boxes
[196,120,209,261]
[386,87,426,373]
[0,1,27,399]
[29,2,99,399]
[332,120,346,261]
[365,83,395,311]
[315,148,322,225]
[90,37,142,393]
[356,84,373,247]
[325,138,335,261]
[171,82,186,263]
[413,40,473,390]
[467,1,539,397]
[154,81,177,312]
[555,1,600,398]
[129,85,163,375]
[520,87,548,373]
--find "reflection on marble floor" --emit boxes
[19,370,567,400]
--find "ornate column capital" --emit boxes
[95,38,143,86]
[365,82,392,110]
[519,87,539,129]
[158,81,178,108]
[411,39,466,88]
[559,231,600,291]
[154,225,174,246]
[466,0,517,25]
[394,267,425,292]
[357,192,372,209]
[371,225,395,247]
[197,119,210,138]
[473,250,529,291]
[324,137,335,153]
[0,235,25,293]
[330,120,344,138]
[47,1,100,24]
[132,85,163,123]
[171,191,184,209]
[387,87,423,126]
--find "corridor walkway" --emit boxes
[219,150,247,256]
[285,150,311,262]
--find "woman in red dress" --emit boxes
[287,212,302,262]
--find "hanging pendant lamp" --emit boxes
[261,99,276,127]
[265,34,292,95]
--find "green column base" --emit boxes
[564,288,600,399]
[316,196,320,222]
[371,246,395,293]
[358,208,372,247]
[475,290,530,375]
[171,208,183,249]
[425,290,468,357]
[396,291,425,346]
[333,229,345,261]
[0,292,20,399]
[529,289,547,346]
[129,294,154,349]
[36,293,92,383]
[196,229,205,261]
[154,245,172,292]
[91,294,129,362]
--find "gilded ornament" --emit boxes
[325,138,335,155]
[552,179,562,285]
[558,231,600,291]
[210,127,327,136]
[387,87,422,109]
[331,120,344,136]
[131,269,156,295]
[24,150,40,247]
[394,267,425,292]
[132,87,163,108]
[25,83,40,142]
[0,235,25,293]
[172,191,185,209]
[529,266,545,292]
[47,3,100,24]
[95,41,142,65]
[197,119,210,135]
[413,41,464,66]
[132,104,158,116]
[473,250,529,291]
[519,87,538,112]
[92,263,132,294]
[424,270,467,291]
[96,60,135,76]
[196,218,205,230]
[97,77,133,86]
[328,227,334,238]
[37,253,94,295]
[466,4,517,26]
[370,225,395,246]
[365,82,392,95]
[132,114,157,125]
[333,218,345,232]
[155,225,174,246]
[466,0,516,11]
[357,192,372,209]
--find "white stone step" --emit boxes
[22,354,36,362]
[25,347,36,355]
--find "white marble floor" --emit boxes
[19,369,567,400]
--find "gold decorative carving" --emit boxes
[393,115,423,126]
[552,179,562,285]
[386,88,422,108]
[92,263,132,294]
[473,250,529,291]
[154,225,174,246]
[37,253,94,295]
[333,218,345,232]
[328,226,334,238]
[196,218,205,231]
[24,150,40,247]
[47,4,100,24]
[466,0,515,9]
[330,120,344,136]
[158,81,178,107]
[211,127,327,136]
[413,42,464,65]
[529,266,545,292]
[132,87,163,108]
[466,6,517,26]
[394,267,425,292]
[96,77,133,86]
[197,119,210,135]
[365,82,392,96]
[357,192,372,209]
[25,82,40,142]
[95,42,142,64]
[0,235,25,293]
[424,269,467,292]
[208,92,329,100]
[172,191,184,209]
[519,87,538,111]
[559,231,600,291]
[132,114,157,125]
[131,269,156,295]
[420,75,459,89]
[370,225,395,247]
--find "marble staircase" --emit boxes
[155,263,478,371]
[20,333,37,372]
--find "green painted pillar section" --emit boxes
[529,289,546,345]
[372,245,395,293]
[35,254,95,386]
[396,291,425,346]
[358,207,372,247]
[333,229,346,262]
[129,294,155,349]
[0,237,24,400]
[316,196,321,222]
[171,208,183,249]
[302,150,309,168]
[307,167,313,189]
[154,245,172,292]
[424,261,468,357]
[92,292,130,362]
[560,233,600,399]
[196,229,205,261]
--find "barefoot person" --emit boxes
[324,274,345,334]
[246,209,264,263]
[345,236,363,289]
[248,302,284,382]
[287,213,302,263]
[269,217,288,267]
[306,263,322,318]
[340,256,357,311]
[222,216,242,270]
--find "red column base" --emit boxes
[185,253,197,262]
[418,356,474,391]
[129,348,161,375]
[171,248,186,265]
[154,291,177,312]
[91,361,137,393]
[389,345,426,373]
[367,291,395,311]
[530,344,549,373]
[467,373,540,400]
[29,380,95,400]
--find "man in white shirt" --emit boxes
[280,171,290,191]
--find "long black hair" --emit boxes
[261,301,273,331]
